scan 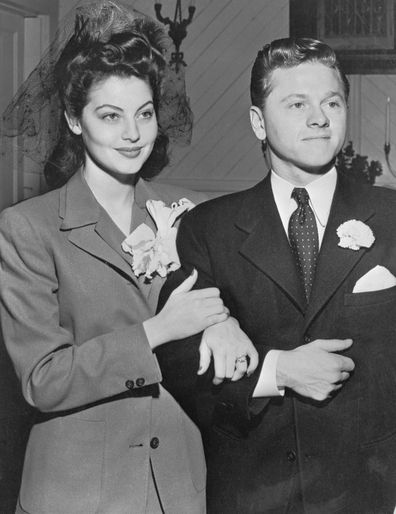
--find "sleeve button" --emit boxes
[136,378,145,387]
[150,437,159,449]
[125,380,134,390]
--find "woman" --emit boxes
[0,2,256,513]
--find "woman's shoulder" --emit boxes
[0,187,61,231]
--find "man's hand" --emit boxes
[276,338,354,401]
[198,317,259,385]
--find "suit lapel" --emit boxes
[237,177,305,312]
[59,172,138,283]
[304,174,375,329]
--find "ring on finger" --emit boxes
[235,355,247,364]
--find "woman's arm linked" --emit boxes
[0,207,227,414]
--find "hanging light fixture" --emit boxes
[154,0,195,72]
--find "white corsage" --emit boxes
[336,219,375,251]
[121,198,195,280]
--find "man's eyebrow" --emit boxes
[322,91,344,100]
[280,91,345,103]
[280,93,307,103]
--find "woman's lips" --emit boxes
[115,147,142,157]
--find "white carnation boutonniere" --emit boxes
[336,219,375,251]
[121,198,195,280]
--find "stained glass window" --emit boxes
[317,0,393,49]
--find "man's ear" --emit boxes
[249,106,266,141]
[64,110,82,135]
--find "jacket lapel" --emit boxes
[131,178,162,233]
[237,177,305,312]
[304,174,375,329]
[59,172,138,283]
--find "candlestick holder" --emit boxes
[384,142,396,177]
[155,1,195,72]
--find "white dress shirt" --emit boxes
[253,167,337,397]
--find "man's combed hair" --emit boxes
[250,37,350,109]
[44,14,169,189]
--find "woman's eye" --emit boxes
[290,102,304,109]
[138,110,154,120]
[102,112,119,121]
[327,100,340,108]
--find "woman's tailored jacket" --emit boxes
[0,172,207,514]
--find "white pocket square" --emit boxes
[353,265,396,293]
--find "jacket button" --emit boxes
[287,450,297,462]
[136,377,145,387]
[125,380,134,390]
[304,335,311,344]
[150,437,159,449]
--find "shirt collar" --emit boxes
[271,167,337,228]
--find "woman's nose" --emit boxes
[122,118,140,141]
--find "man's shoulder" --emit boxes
[355,182,396,212]
[188,180,264,221]
[370,183,396,201]
[338,174,396,208]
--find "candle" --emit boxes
[386,96,391,146]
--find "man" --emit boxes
[157,38,396,513]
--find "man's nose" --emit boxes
[122,118,140,141]
[307,105,329,127]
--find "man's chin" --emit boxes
[301,160,336,175]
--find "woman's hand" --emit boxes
[198,317,259,385]
[144,270,229,348]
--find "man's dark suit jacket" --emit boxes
[157,172,396,514]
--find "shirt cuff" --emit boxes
[252,349,285,397]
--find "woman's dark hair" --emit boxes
[250,37,350,110]
[44,15,169,189]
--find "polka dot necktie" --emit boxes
[288,188,319,304]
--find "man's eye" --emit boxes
[328,101,340,108]
[291,102,304,109]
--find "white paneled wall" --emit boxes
[360,75,396,189]
[153,0,290,195]
[56,0,396,195]
[58,0,289,196]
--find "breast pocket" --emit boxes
[343,286,396,447]
[344,284,396,307]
